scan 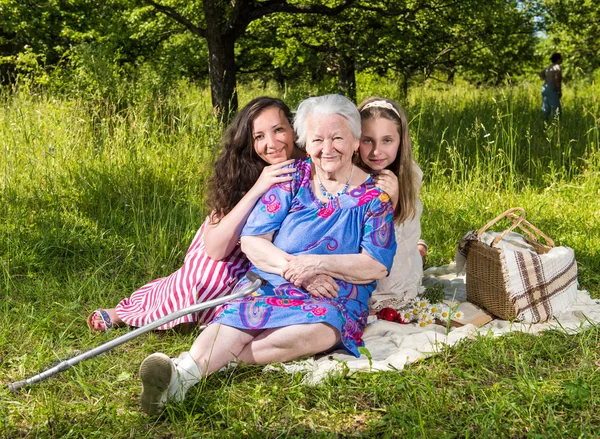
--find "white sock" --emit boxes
[167,351,202,402]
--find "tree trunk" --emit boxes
[399,69,410,100]
[274,68,285,90]
[337,54,356,103]
[206,33,237,120]
[203,0,237,119]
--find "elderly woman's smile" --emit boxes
[306,114,358,179]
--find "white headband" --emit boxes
[362,100,401,118]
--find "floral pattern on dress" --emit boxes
[303,236,339,252]
[214,158,396,357]
[260,193,281,217]
[317,205,335,219]
[239,299,273,329]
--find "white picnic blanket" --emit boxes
[266,263,600,385]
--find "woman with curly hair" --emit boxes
[87,97,304,332]
[138,94,396,415]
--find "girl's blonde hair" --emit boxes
[357,97,419,224]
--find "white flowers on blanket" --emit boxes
[404,297,464,327]
[379,296,464,327]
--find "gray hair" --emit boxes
[293,94,361,149]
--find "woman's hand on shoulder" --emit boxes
[302,274,339,298]
[373,170,399,208]
[250,159,296,197]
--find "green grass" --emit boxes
[1,79,599,437]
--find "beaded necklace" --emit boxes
[315,164,354,201]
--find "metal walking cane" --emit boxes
[8,272,266,392]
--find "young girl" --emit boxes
[87,97,304,331]
[356,97,427,311]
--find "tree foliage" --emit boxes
[242,0,539,99]
[1,0,590,111]
[540,0,600,76]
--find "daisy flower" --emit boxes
[418,299,430,308]
[438,309,450,320]
[411,297,430,309]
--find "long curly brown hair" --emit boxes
[206,97,294,222]
[357,97,419,224]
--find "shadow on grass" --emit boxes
[2,161,207,284]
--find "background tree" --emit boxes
[540,0,600,77]
[366,0,539,89]
[0,0,74,83]
[140,0,356,118]
[240,0,539,100]
[0,0,571,110]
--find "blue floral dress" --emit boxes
[212,159,396,357]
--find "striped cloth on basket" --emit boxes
[457,231,578,323]
[501,237,578,323]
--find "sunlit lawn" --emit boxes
[1,80,599,437]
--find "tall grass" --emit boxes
[408,81,599,189]
[404,81,599,293]
[1,79,599,437]
[1,87,218,286]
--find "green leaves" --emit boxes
[540,0,600,76]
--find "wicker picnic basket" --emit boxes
[465,208,577,322]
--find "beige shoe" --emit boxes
[139,352,202,415]
[139,353,175,415]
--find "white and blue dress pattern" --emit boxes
[212,158,396,356]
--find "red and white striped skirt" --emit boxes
[115,219,249,330]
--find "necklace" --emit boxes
[315,164,354,201]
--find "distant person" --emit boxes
[539,52,563,119]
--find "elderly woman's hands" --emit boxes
[283,255,339,298]
[283,254,323,287]
[301,274,339,298]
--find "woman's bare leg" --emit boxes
[140,324,261,414]
[236,323,340,365]
[189,323,262,376]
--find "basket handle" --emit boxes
[477,208,526,247]
[477,207,555,250]
[514,218,555,250]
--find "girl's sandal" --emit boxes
[87,309,114,332]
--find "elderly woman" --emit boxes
[138,94,396,415]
